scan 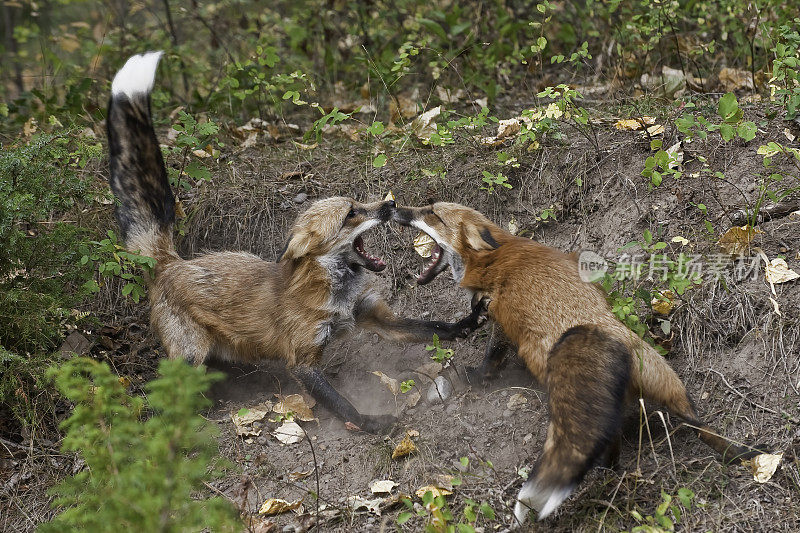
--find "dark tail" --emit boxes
[107,51,176,264]
[514,325,631,525]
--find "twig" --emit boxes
[705,367,779,416]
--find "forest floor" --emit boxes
[3,93,800,532]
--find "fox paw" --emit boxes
[465,365,494,385]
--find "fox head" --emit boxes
[392,202,505,284]
[280,197,395,272]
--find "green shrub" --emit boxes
[0,131,99,425]
[41,358,240,532]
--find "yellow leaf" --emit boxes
[413,232,435,258]
[671,236,689,246]
[117,376,132,389]
[272,394,316,422]
[644,124,665,136]
[748,453,782,483]
[415,485,453,498]
[370,480,397,494]
[258,498,303,515]
[384,190,396,204]
[717,226,761,255]
[392,434,417,460]
[614,116,656,130]
[230,408,268,437]
[764,258,799,285]
[651,290,676,315]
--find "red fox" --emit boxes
[392,202,767,522]
[106,53,486,433]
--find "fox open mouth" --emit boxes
[417,243,444,284]
[353,234,386,272]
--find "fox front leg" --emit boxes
[466,322,513,384]
[356,296,490,343]
[290,366,396,433]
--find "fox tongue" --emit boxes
[417,244,442,284]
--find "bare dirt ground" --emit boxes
[2,100,799,532]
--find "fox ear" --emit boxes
[461,224,501,251]
[280,231,314,261]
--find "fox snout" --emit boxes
[391,206,416,226]
[378,199,396,222]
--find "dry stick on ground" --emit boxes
[595,471,627,533]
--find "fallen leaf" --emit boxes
[390,94,418,123]
[784,128,796,142]
[273,394,316,422]
[406,429,420,438]
[508,217,519,235]
[507,393,528,410]
[413,232,436,258]
[258,498,303,515]
[718,67,754,92]
[370,480,397,494]
[231,408,268,437]
[651,290,676,315]
[293,141,318,150]
[415,485,453,498]
[118,376,132,389]
[384,190,396,203]
[392,434,417,460]
[59,331,92,358]
[614,116,656,131]
[410,106,441,142]
[644,124,665,136]
[372,370,399,396]
[748,453,782,483]
[347,495,384,516]
[671,236,689,246]
[435,86,466,103]
[640,66,686,98]
[273,420,304,445]
[764,258,799,285]
[288,470,312,481]
[717,226,761,255]
[769,297,782,316]
[665,141,683,170]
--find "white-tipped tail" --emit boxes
[111,51,163,99]
[512,480,574,527]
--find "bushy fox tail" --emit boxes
[107,51,176,264]
[514,325,631,525]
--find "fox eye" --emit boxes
[346,207,356,219]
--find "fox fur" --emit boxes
[106,53,485,433]
[514,325,630,522]
[392,202,767,522]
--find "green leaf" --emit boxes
[397,511,413,524]
[368,121,384,136]
[185,161,212,181]
[717,92,740,122]
[719,123,735,142]
[737,121,757,142]
[372,154,387,168]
